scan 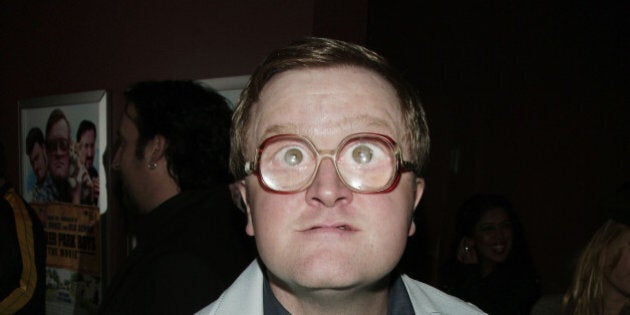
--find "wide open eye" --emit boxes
[49,139,70,153]
[352,144,373,164]
[259,137,317,191]
[260,138,316,175]
[337,137,396,191]
[283,147,304,166]
[341,139,391,168]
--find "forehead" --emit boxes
[30,143,44,155]
[249,67,404,147]
[49,119,70,136]
[478,207,510,224]
[80,129,95,140]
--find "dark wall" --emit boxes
[0,0,368,183]
[1,1,307,179]
[368,2,628,294]
[2,0,626,298]
[0,0,367,283]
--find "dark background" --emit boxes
[1,0,627,296]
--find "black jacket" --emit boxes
[0,182,47,315]
[99,188,254,314]
[440,260,541,315]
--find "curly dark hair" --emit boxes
[76,120,96,142]
[124,80,233,190]
[26,127,45,155]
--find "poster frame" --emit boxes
[18,89,109,314]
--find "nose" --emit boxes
[305,158,353,207]
[51,146,65,156]
[495,227,506,241]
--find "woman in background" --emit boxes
[563,183,630,315]
[440,194,541,314]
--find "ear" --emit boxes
[408,220,417,237]
[146,134,167,163]
[413,177,425,209]
[238,180,255,237]
[408,177,425,237]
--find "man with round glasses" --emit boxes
[37,108,76,203]
[196,37,484,314]
[247,133,414,193]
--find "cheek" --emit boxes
[247,189,304,258]
[368,195,412,225]
[505,229,514,243]
[246,180,296,231]
[121,149,136,168]
[358,189,415,242]
[608,254,630,296]
[615,248,630,274]
[475,233,493,246]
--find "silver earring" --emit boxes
[148,162,157,170]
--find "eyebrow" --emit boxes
[259,114,393,141]
[259,123,299,140]
[479,219,512,226]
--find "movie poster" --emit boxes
[19,91,108,315]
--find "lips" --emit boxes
[492,244,506,253]
[51,159,68,167]
[304,223,357,233]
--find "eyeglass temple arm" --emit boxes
[400,160,419,173]
[244,161,256,174]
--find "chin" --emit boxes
[490,255,509,264]
[292,271,361,291]
[294,257,389,291]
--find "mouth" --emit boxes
[492,244,508,254]
[306,223,356,232]
[331,224,353,231]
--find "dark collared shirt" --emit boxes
[262,274,414,315]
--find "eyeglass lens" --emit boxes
[46,139,69,152]
[258,135,397,192]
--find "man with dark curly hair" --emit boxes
[100,80,253,314]
[76,120,99,205]
[25,127,50,201]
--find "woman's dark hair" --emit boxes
[455,194,534,269]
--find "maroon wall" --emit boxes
[2,0,626,298]
[368,2,628,294]
[0,0,367,283]
[1,0,368,184]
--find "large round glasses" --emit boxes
[244,132,417,193]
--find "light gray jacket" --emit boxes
[195,260,486,314]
